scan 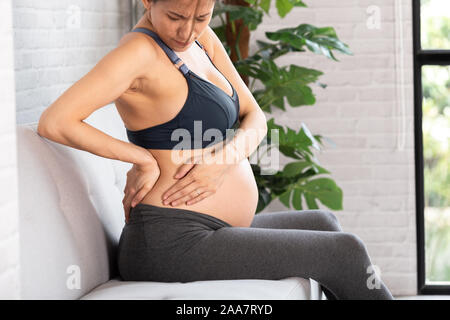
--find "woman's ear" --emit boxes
[141,0,151,11]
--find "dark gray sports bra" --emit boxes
[125,28,240,150]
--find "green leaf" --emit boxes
[246,60,322,111]
[311,163,331,175]
[291,0,307,8]
[267,118,322,161]
[304,193,319,209]
[283,161,311,177]
[265,23,352,61]
[286,85,315,106]
[276,0,293,18]
[300,123,321,150]
[260,0,271,13]
[292,188,303,210]
[278,189,292,207]
[303,178,343,210]
[256,187,272,213]
[213,3,263,31]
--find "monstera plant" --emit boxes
[212,0,353,213]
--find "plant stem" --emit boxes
[219,14,226,27]
[256,144,272,164]
[235,23,243,61]
[250,77,256,91]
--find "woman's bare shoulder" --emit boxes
[118,30,158,60]
[116,30,163,84]
[197,26,217,59]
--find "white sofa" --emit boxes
[17,105,323,300]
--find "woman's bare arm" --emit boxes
[37,35,157,167]
[204,26,268,164]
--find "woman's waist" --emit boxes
[139,160,259,227]
[141,172,258,213]
[129,202,234,228]
[148,160,257,200]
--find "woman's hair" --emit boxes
[151,0,218,3]
[146,0,220,13]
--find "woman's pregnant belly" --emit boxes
[139,149,259,227]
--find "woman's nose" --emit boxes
[177,21,199,42]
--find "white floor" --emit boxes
[395,295,450,300]
[321,293,450,300]
[320,293,450,300]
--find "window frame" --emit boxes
[413,0,450,295]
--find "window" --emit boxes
[413,0,450,294]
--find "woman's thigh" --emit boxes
[250,209,343,232]
[152,226,392,299]
[155,227,343,284]
[119,205,393,299]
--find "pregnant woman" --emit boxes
[37,0,394,300]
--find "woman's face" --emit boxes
[143,0,215,51]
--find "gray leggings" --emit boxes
[117,203,394,300]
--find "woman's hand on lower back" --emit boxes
[122,161,160,223]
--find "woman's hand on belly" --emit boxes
[138,158,259,227]
[161,151,236,207]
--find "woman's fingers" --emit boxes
[122,188,136,223]
[122,187,135,206]
[162,178,196,203]
[122,162,161,223]
[174,163,195,179]
[123,200,131,223]
[170,187,205,206]
[186,190,212,206]
[131,185,152,208]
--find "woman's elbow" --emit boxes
[37,110,62,139]
[37,116,51,138]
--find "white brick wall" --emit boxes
[11,0,417,297]
[259,0,416,296]
[0,0,20,300]
[13,0,131,124]
[11,0,130,299]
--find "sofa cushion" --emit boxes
[81,277,322,300]
[17,105,130,299]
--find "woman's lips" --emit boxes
[174,39,188,47]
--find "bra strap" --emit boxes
[195,39,204,49]
[132,28,190,76]
[195,39,214,65]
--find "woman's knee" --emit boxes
[335,232,368,257]
[312,210,342,232]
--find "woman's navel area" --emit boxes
[138,150,259,227]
